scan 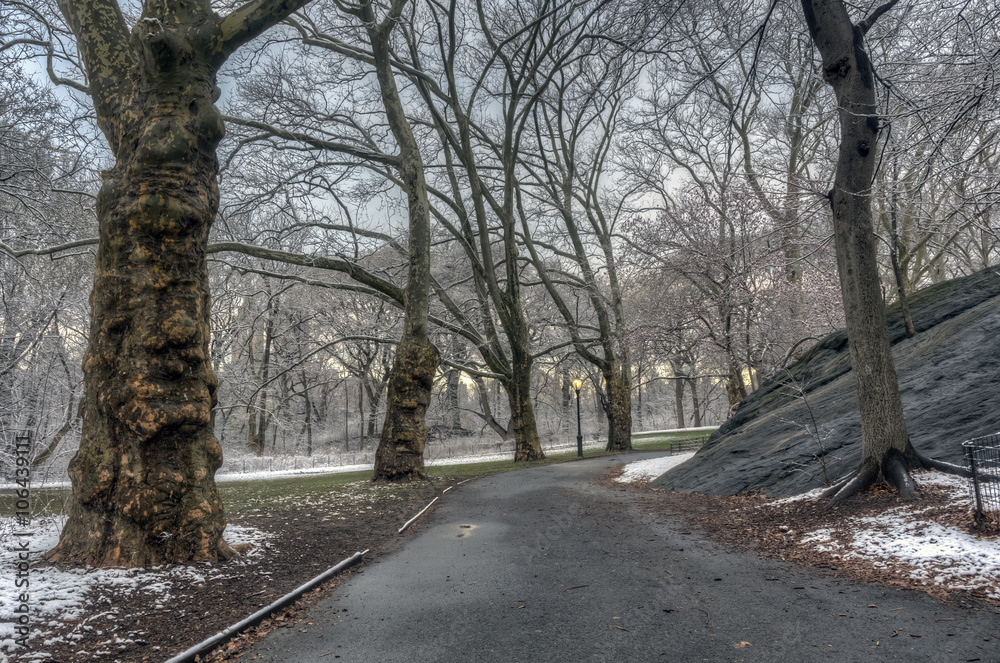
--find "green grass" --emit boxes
[0,487,72,518]
[1,428,715,517]
[631,428,716,450]
[219,470,377,515]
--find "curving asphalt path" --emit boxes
[246,452,1000,662]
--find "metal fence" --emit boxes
[963,433,1000,525]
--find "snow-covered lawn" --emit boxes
[617,455,1000,601]
[0,520,272,660]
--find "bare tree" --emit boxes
[801,0,973,502]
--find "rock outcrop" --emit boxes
[652,267,1000,497]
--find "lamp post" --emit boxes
[572,378,583,457]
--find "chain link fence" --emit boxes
[963,433,1000,528]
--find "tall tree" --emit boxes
[518,48,640,452]
[350,0,440,480]
[45,0,314,566]
[801,0,970,502]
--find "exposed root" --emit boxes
[822,449,959,505]
[217,538,240,561]
[917,453,974,477]
[885,453,920,500]
[827,466,877,505]
[819,471,856,500]
[916,453,1000,481]
[372,468,429,483]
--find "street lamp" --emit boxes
[572,378,583,457]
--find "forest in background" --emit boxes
[1,0,997,478]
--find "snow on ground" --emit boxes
[777,472,1000,599]
[615,452,695,483]
[0,519,272,657]
[616,456,1000,600]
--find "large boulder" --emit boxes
[651,267,1000,497]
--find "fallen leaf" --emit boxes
[735,642,751,648]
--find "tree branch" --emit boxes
[207,241,405,304]
[213,0,314,64]
[857,0,900,36]
[56,0,132,141]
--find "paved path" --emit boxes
[247,453,1000,662]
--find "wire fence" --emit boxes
[963,433,1000,526]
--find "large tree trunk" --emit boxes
[507,351,544,461]
[802,0,921,502]
[373,338,438,481]
[46,0,311,567]
[604,363,633,452]
[48,32,227,567]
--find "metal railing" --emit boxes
[963,433,1000,527]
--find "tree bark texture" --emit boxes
[604,363,633,452]
[372,337,439,481]
[507,350,545,461]
[801,0,916,491]
[47,0,310,566]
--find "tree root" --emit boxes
[821,448,989,505]
[885,453,920,500]
[819,470,857,500]
[217,538,240,561]
[825,466,878,505]
[916,454,970,477]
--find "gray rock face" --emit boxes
[651,267,1000,497]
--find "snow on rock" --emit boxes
[616,453,695,484]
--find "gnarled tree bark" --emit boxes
[46,0,312,567]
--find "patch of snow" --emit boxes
[787,471,1000,598]
[770,485,828,504]
[616,453,696,483]
[0,519,272,655]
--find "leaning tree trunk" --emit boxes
[46,0,312,567]
[802,0,926,502]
